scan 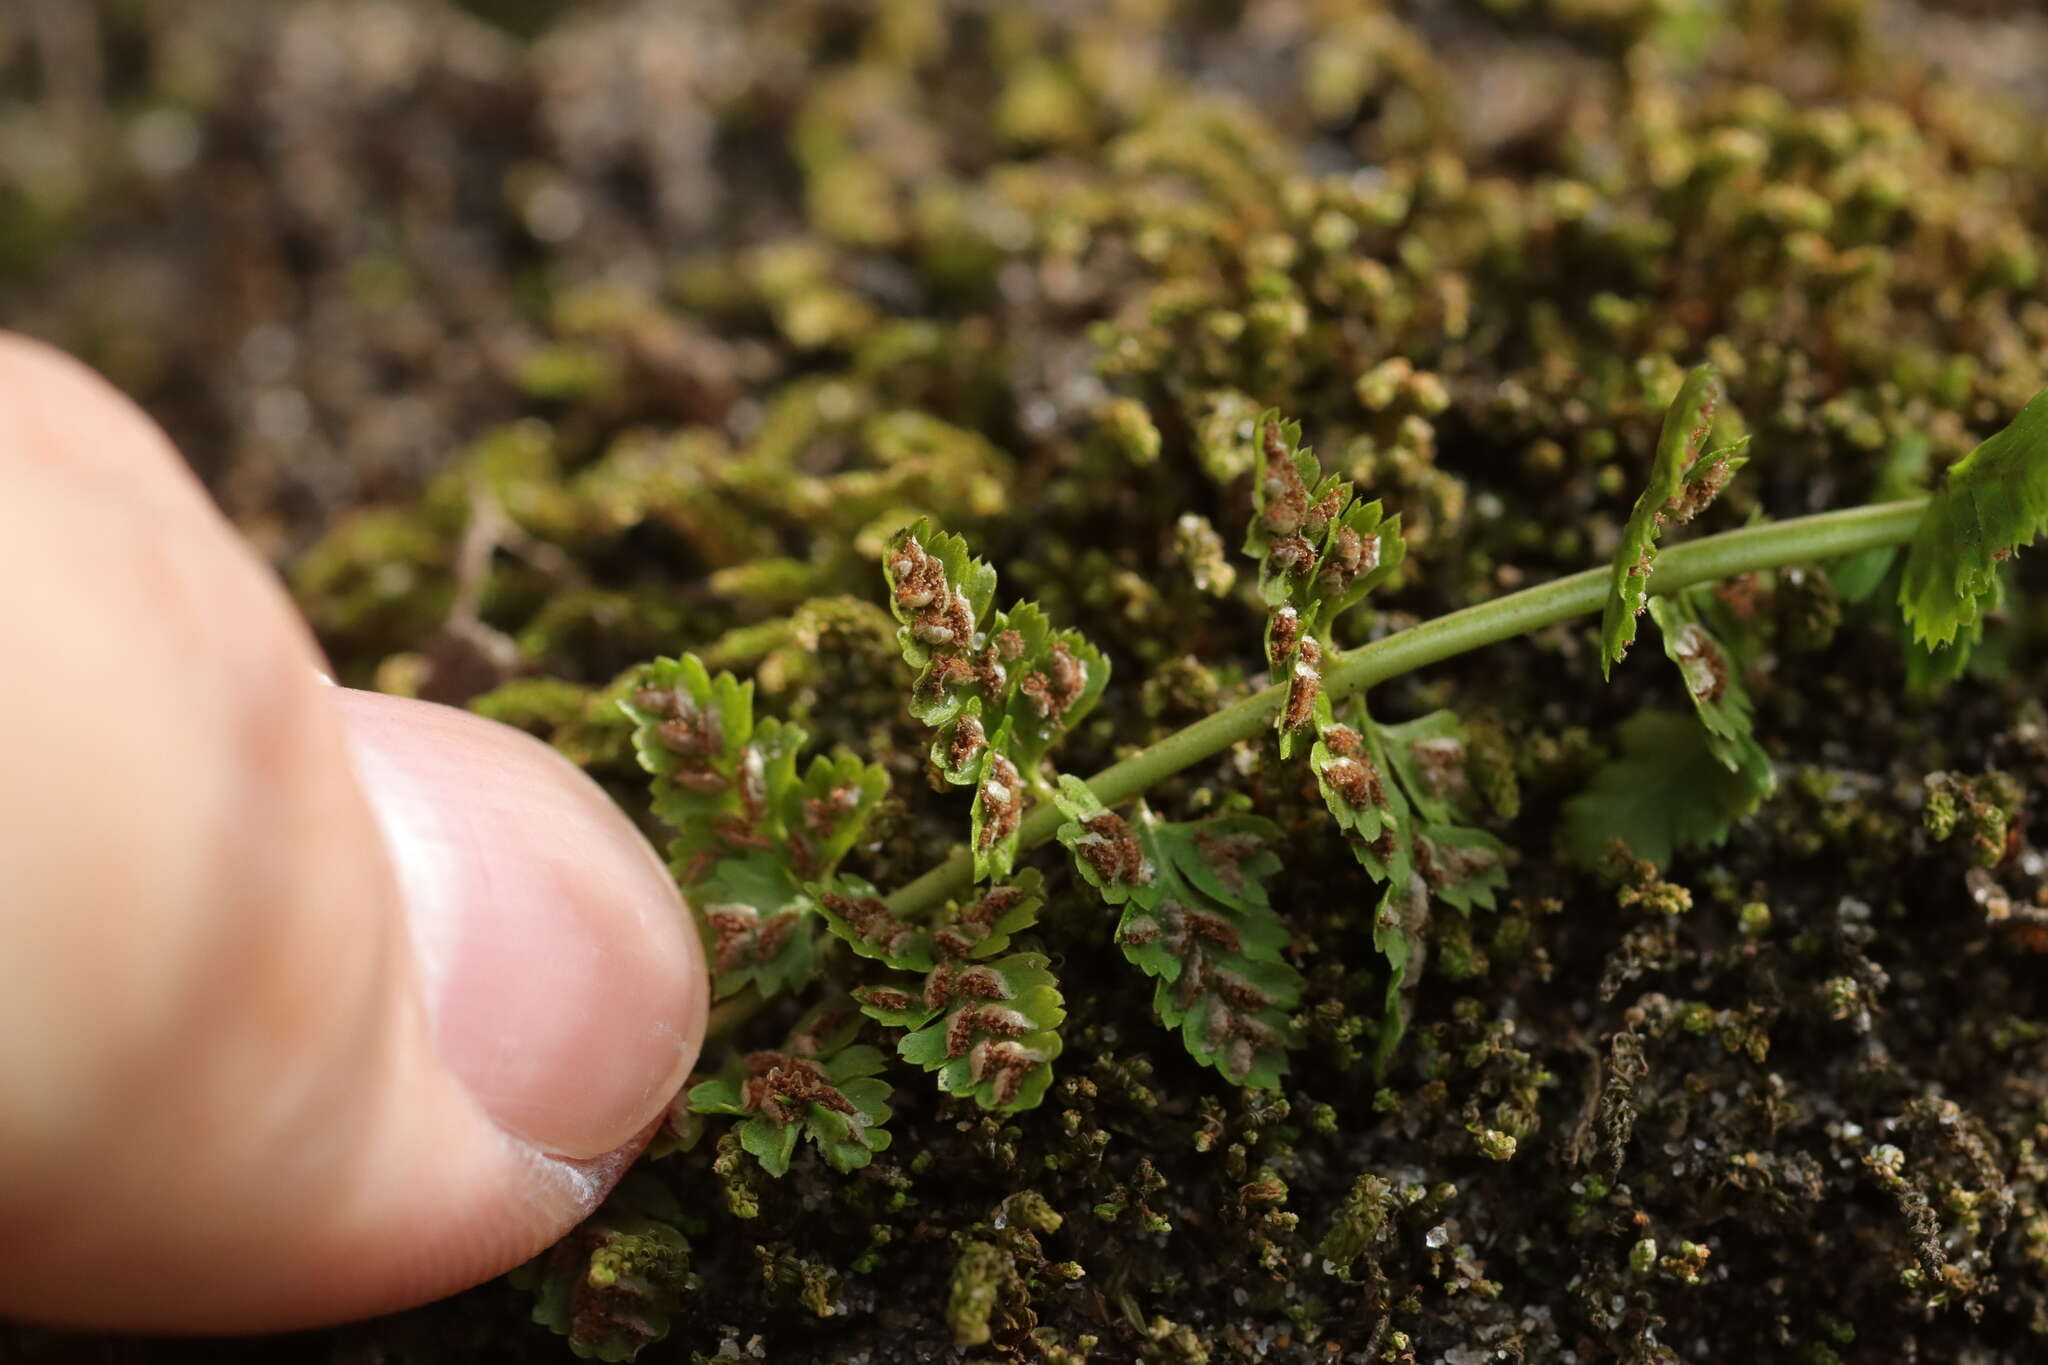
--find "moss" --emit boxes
[1922,769,2025,867]
[14,0,2048,1361]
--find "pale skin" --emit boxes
[0,335,709,1331]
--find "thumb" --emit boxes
[0,335,706,1331]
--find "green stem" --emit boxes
[883,498,1926,919]
[706,985,765,1040]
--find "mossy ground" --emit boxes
[5,1,2048,1361]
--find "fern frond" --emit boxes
[1601,365,1752,678]
[1647,591,1773,791]
[1309,695,1400,846]
[1898,386,2048,650]
[883,520,1107,879]
[687,1002,894,1177]
[971,718,1026,883]
[1054,779,1302,1088]
[895,952,1066,1112]
[1309,699,1507,1065]
[623,653,889,1001]
[1242,413,1406,757]
[779,750,891,880]
[823,871,1065,1112]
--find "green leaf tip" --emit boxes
[1601,364,1752,679]
[1898,386,2048,654]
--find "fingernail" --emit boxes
[332,688,706,1158]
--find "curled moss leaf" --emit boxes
[470,673,637,769]
[1922,770,2023,868]
[511,1172,694,1362]
[1317,1173,1397,1278]
[947,1240,1016,1347]
[1601,365,1753,678]
[1100,396,1163,468]
[1173,512,1238,596]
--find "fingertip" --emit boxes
[333,688,708,1159]
[0,335,707,1331]
[0,332,207,507]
